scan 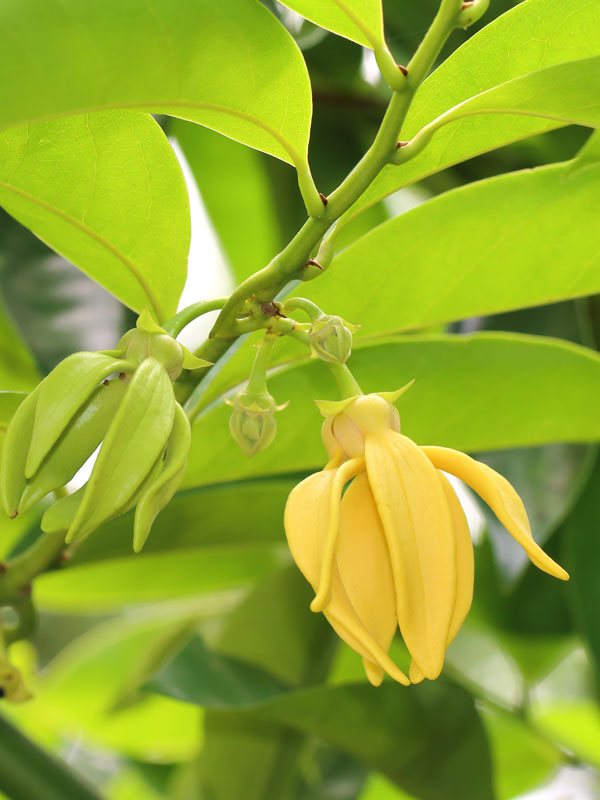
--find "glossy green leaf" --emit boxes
[68,477,296,565]
[404,56,600,156]
[184,333,600,487]
[342,0,600,226]
[0,713,102,800]
[278,0,383,48]
[0,207,129,375]
[0,303,38,391]
[34,543,289,612]
[564,456,600,680]
[304,160,600,336]
[532,701,600,769]
[196,567,334,800]
[0,0,313,168]
[480,706,561,800]
[156,670,495,800]
[146,635,288,709]
[11,615,203,761]
[0,113,189,321]
[173,120,282,282]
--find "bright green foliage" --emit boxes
[305,159,600,335]
[184,334,600,486]
[0,113,190,320]
[1,0,600,796]
[0,0,313,168]
[278,0,384,48]
[343,0,600,226]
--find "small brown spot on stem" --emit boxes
[398,65,408,76]
[102,379,110,386]
[306,259,323,270]
[397,141,409,149]
[9,510,18,520]
[319,193,328,206]
[118,372,126,380]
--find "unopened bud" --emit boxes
[228,390,286,457]
[308,315,359,364]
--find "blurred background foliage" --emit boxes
[0,0,599,798]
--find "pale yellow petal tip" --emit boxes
[310,590,331,613]
[363,659,384,687]
[409,661,426,684]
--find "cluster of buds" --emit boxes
[1,311,209,552]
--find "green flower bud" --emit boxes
[457,0,490,28]
[0,659,31,704]
[308,315,359,365]
[125,330,184,381]
[228,389,286,457]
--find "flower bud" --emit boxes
[308,315,359,364]
[124,331,183,381]
[228,389,285,457]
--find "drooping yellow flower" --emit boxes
[284,390,569,687]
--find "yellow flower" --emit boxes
[284,391,569,687]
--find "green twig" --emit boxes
[163,298,228,338]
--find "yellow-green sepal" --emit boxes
[133,402,191,553]
[181,346,212,371]
[19,378,128,513]
[376,381,415,405]
[64,358,176,544]
[0,387,40,517]
[25,352,132,479]
[314,396,358,418]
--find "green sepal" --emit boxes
[19,378,128,513]
[133,402,191,553]
[25,352,132,479]
[314,396,358,418]
[64,358,176,543]
[0,387,40,517]
[136,307,166,335]
[181,346,212,371]
[376,381,415,404]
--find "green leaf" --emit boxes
[0,0,313,169]
[155,668,495,800]
[303,160,600,336]
[34,543,289,612]
[404,56,600,156]
[342,0,600,226]
[278,0,384,48]
[0,713,102,800]
[0,207,130,374]
[26,615,202,761]
[173,120,283,282]
[146,635,288,709]
[480,706,561,800]
[564,455,600,681]
[0,302,38,391]
[0,113,189,321]
[184,333,600,487]
[68,477,296,565]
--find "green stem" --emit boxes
[247,334,277,395]
[163,298,228,337]
[282,298,324,320]
[205,0,462,352]
[0,530,65,603]
[286,327,362,399]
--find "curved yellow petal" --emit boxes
[422,447,569,581]
[437,471,474,645]
[365,431,456,680]
[336,473,398,682]
[284,470,409,686]
[310,457,364,613]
